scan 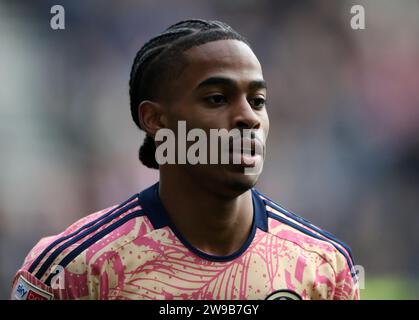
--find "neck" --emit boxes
[159,168,254,256]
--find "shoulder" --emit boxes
[12,193,154,299]
[253,189,357,280]
[253,189,360,299]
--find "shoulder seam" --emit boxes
[32,195,141,282]
[44,208,145,286]
[28,194,139,275]
[266,209,356,278]
[255,190,354,263]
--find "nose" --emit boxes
[231,96,261,130]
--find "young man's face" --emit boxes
[162,39,269,197]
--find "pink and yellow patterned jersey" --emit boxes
[11,183,359,300]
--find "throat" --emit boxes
[159,183,254,257]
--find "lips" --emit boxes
[228,138,263,156]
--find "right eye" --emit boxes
[204,94,227,106]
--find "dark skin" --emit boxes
[139,39,269,256]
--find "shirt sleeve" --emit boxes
[11,270,55,300]
[332,252,360,300]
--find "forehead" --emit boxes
[175,39,263,91]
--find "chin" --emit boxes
[233,172,258,188]
[186,163,261,198]
[219,167,260,197]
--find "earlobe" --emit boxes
[138,100,165,135]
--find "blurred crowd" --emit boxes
[1,0,418,298]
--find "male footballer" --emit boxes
[11,19,359,300]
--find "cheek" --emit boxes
[261,111,270,139]
[165,104,208,132]
[182,104,227,129]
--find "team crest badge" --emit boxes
[265,289,302,300]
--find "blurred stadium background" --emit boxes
[1,0,418,299]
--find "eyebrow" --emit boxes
[195,76,267,91]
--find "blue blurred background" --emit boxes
[1,0,418,299]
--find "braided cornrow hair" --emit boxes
[129,19,250,169]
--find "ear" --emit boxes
[138,100,167,135]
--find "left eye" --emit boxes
[204,94,227,106]
[249,97,266,109]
